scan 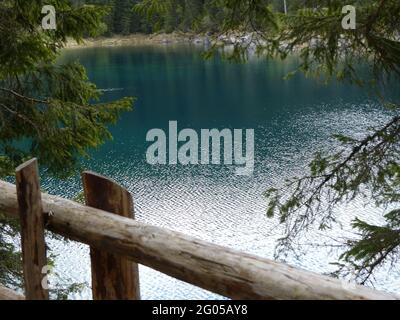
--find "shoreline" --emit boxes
[64,32,262,49]
[65,32,209,49]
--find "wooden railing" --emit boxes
[0,159,398,300]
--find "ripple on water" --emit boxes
[40,49,400,298]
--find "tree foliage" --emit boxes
[0,0,133,295]
[1,0,399,294]
[135,0,400,285]
[216,0,400,284]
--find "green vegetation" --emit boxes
[136,0,400,285]
[81,0,291,35]
[0,0,133,296]
[0,0,399,296]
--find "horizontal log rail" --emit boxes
[0,179,399,300]
[0,285,24,300]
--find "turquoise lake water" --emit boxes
[48,45,399,299]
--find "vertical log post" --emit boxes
[15,158,49,300]
[82,171,140,300]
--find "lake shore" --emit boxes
[65,32,209,49]
[64,32,266,49]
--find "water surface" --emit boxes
[48,45,400,299]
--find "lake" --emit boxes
[48,44,400,299]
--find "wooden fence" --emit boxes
[0,158,398,300]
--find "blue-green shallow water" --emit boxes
[47,45,399,299]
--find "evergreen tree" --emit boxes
[181,0,204,31]
[0,0,133,294]
[223,0,400,284]
[113,0,133,34]
[136,0,400,285]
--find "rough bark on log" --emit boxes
[0,180,398,300]
[15,159,49,300]
[0,285,24,300]
[82,171,140,300]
